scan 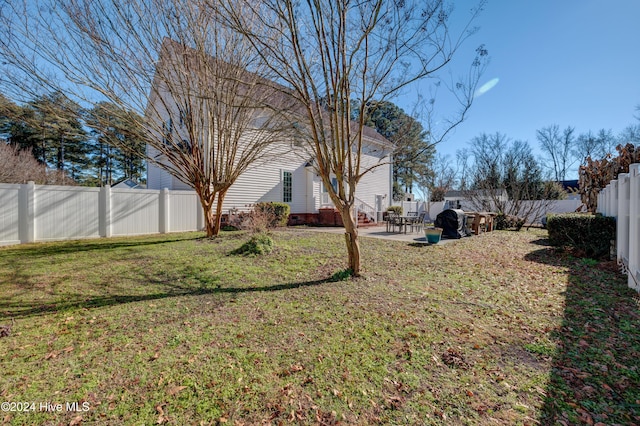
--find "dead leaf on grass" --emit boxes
[45,351,59,360]
[290,364,304,373]
[442,348,470,369]
[167,385,187,396]
[69,415,83,425]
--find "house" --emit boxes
[113,178,145,189]
[145,40,393,226]
[443,189,508,211]
[558,179,581,200]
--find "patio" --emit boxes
[306,224,458,244]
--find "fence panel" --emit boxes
[34,185,101,241]
[169,191,200,232]
[617,175,630,269]
[629,164,640,291]
[0,184,21,245]
[111,189,161,236]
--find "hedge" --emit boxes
[546,213,616,258]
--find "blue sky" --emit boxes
[401,0,640,173]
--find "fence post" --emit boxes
[99,185,112,238]
[610,180,619,218]
[628,164,640,291]
[160,188,170,234]
[18,181,35,243]
[616,175,629,269]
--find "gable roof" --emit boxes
[156,38,393,150]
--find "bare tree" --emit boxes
[575,129,617,166]
[618,124,640,146]
[0,143,68,184]
[221,0,486,275]
[465,133,559,225]
[536,124,576,181]
[422,154,457,202]
[0,0,290,236]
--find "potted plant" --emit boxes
[424,226,443,244]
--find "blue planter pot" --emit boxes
[425,227,443,244]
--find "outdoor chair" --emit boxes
[386,212,400,233]
[412,212,430,233]
[406,211,420,233]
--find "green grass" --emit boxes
[0,229,638,425]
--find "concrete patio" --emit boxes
[301,224,460,244]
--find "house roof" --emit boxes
[157,38,393,150]
[558,180,579,192]
[444,189,508,199]
[113,178,144,189]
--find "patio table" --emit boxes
[389,214,421,234]
[465,211,496,235]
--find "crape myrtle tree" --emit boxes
[221,0,487,275]
[0,0,292,236]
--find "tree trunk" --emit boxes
[212,191,227,237]
[340,205,361,277]
[202,203,216,237]
[196,189,216,238]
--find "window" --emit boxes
[162,118,173,145]
[322,177,338,193]
[283,171,292,203]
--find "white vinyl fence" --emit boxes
[0,182,203,246]
[597,163,640,292]
[391,199,582,225]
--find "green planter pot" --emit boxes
[424,227,443,244]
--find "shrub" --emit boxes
[240,202,290,234]
[254,202,291,227]
[387,205,403,215]
[330,268,354,282]
[494,213,525,231]
[547,213,616,258]
[232,234,274,256]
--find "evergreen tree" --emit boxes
[357,100,435,199]
[21,92,89,180]
[85,102,146,186]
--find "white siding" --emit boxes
[34,186,101,241]
[221,150,308,213]
[355,151,392,210]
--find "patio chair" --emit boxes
[386,212,400,233]
[411,211,431,233]
[406,211,420,233]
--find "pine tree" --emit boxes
[85,102,146,186]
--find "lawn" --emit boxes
[0,228,638,425]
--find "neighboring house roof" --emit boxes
[113,178,144,189]
[558,179,579,192]
[444,189,509,200]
